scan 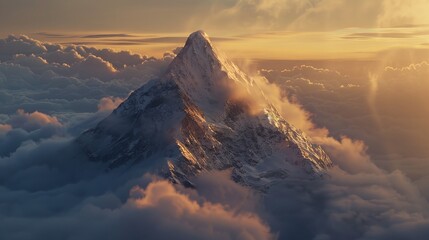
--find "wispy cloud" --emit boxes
[58,41,148,46]
[342,30,429,39]
[35,32,71,38]
[36,32,237,48]
[81,33,138,38]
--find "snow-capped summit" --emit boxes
[184,30,211,46]
[166,30,253,121]
[77,31,333,190]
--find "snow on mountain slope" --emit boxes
[76,30,333,190]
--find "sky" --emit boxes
[1,0,429,59]
[1,1,429,239]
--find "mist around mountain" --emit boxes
[0,32,429,240]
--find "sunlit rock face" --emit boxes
[77,30,333,191]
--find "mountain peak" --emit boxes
[77,31,333,190]
[165,31,231,120]
[175,30,218,64]
[185,30,211,47]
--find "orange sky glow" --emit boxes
[1,0,428,60]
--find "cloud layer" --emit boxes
[0,35,172,116]
[1,179,273,240]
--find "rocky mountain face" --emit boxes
[77,31,333,190]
